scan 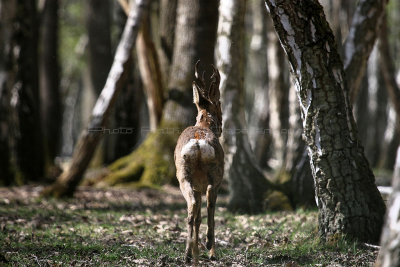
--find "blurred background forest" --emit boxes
[1,0,400,210]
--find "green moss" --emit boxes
[100,121,182,187]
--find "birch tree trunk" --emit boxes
[42,0,150,197]
[287,0,387,208]
[217,0,272,213]
[265,0,385,243]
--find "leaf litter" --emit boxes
[0,185,379,266]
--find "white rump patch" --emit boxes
[181,139,199,158]
[198,139,215,161]
[181,139,215,161]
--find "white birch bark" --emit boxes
[217,0,272,212]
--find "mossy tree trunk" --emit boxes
[216,0,273,213]
[101,0,219,187]
[265,0,385,243]
[41,0,150,197]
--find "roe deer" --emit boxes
[174,61,224,264]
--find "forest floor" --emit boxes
[0,185,379,266]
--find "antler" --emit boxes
[193,60,220,104]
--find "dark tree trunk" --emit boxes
[86,0,113,165]
[0,0,16,185]
[39,0,61,164]
[11,0,44,182]
[158,0,177,86]
[375,146,400,267]
[86,0,112,96]
[100,0,219,188]
[217,0,273,213]
[265,0,385,243]
[42,0,150,197]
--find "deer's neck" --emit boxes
[195,110,220,136]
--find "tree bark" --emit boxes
[39,0,61,165]
[265,0,385,243]
[158,0,177,87]
[11,0,44,182]
[375,146,400,267]
[42,0,150,197]
[94,0,219,188]
[136,11,164,131]
[378,13,400,124]
[217,0,273,213]
[343,0,387,103]
[266,13,290,171]
[86,0,112,96]
[247,0,271,169]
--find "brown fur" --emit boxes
[174,62,224,264]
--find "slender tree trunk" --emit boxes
[42,0,150,197]
[0,0,16,185]
[267,14,290,171]
[265,0,385,243]
[247,0,271,169]
[108,4,143,161]
[91,0,219,188]
[11,0,44,182]
[39,0,61,166]
[375,10,400,266]
[375,146,400,267]
[343,0,387,103]
[378,13,400,170]
[136,10,164,131]
[217,0,272,213]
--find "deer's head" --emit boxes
[192,61,222,137]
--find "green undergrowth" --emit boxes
[0,186,378,266]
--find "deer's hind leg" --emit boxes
[179,179,200,264]
[192,190,202,263]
